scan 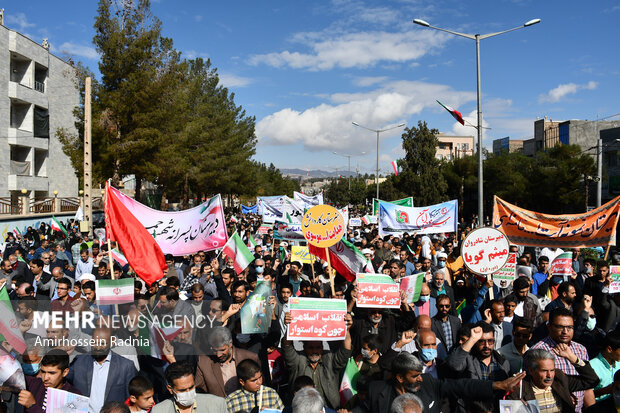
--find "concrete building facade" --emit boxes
[492,137,524,155]
[435,133,475,160]
[1,19,79,205]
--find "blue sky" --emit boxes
[6,0,620,174]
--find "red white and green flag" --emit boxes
[0,286,26,353]
[361,215,371,225]
[437,100,465,125]
[400,273,425,303]
[51,216,68,238]
[339,357,360,405]
[248,236,258,249]
[95,278,134,305]
[222,232,255,274]
[110,248,129,267]
[392,160,399,176]
[308,239,371,282]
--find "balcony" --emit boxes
[8,82,48,109]
[7,175,48,192]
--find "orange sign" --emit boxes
[492,195,620,248]
[302,205,345,248]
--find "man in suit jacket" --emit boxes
[152,362,226,413]
[67,327,137,413]
[431,295,461,353]
[487,299,513,349]
[507,347,599,413]
[364,352,524,413]
[195,326,259,398]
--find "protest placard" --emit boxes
[291,246,312,264]
[241,282,273,334]
[302,205,345,248]
[400,273,425,303]
[610,266,620,294]
[550,252,573,280]
[46,387,90,413]
[349,217,362,227]
[462,227,510,275]
[493,253,517,288]
[287,297,347,341]
[356,274,401,308]
[258,223,273,235]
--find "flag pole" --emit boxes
[325,247,336,297]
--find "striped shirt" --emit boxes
[532,385,561,413]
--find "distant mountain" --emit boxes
[280,168,356,179]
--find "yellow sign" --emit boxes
[292,246,312,264]
[301,205,345,248]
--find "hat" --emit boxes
[361,248,372,255]
[436,252,448,260]
[77,273,95,282]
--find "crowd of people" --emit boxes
[1,211,619,413]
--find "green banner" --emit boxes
[372,197,413,215]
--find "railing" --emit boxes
[34,80,45,93]
[60,198,80,212]
[30,197,53,214]
[0,197,21,215]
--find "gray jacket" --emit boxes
[151,394,226,413]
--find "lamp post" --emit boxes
[414,18,540,227]
[333,151,366,191]
[352,122,405,200]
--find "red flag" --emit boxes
[437,100,465,125]
[105,182,166,286]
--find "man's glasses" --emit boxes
[552,324,574,331]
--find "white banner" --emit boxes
[378,199,458,237]
[294,191,324,210]
[257,196,286,223]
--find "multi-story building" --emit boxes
[435,133,475,160]
[1,15,79,206]
[492,137,524,155]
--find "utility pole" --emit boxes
[83,77,93,236]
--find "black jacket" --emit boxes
[431,314,461,353]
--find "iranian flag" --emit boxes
[0,286,26,354]
[51,216,68,238]
[110,249,129,267]
[437,100,465,125]
[308,239,371,282]
[231,215,239,224]
[339,358,360,405]
[361,215,370,225]
[392,160,399,176]
[95,279,134,305]
[222,232,255,274]
[400,273,425,303]
[248,236,257,249]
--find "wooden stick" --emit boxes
[108,239,115,279]
[325,246,336,297]
[487,274,494,300]
[604,245,612,261]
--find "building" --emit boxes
[435,133,475,160]
[492,137,524,155]
[1,15,79,206]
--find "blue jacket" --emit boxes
[460,285,489,325]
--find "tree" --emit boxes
[395,121,447,205]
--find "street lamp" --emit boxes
[333,151,366,191]
[352,122,406,200]
[414,17,540,227]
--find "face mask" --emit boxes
[585,267,592,274]
[236,333,251,344]
[265,244,271,248]
[586,317,596,330]
[420,348,437,362]
[174,388,196,407]
[360,348,373,360]
[22,363,40,376]
[419,295,430,303]
[255,266,264,274]
[437,261,446,268]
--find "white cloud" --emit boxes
[255,80,475,151]
[538,81,598,103]
[194,15,203,22]
[353,76,388,87]
[6,12,35,33]
[218,73,252,88]
[58,42,98,60]
[249,30,450,71]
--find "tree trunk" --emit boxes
[160,185,167,211]
[134,175,142,202]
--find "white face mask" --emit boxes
[174,389,196,407]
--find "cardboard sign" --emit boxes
[462,227,510,275]
[258,224,273,235]
[291,246,312,264]
[550,252,573,279]
[493,253,517,288]
[302,205,345,248]
[610,266,620,294]
[240,282,273,334]
[356,274,401,308]
[287,297,347,341]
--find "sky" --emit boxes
[6,0,620,175]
